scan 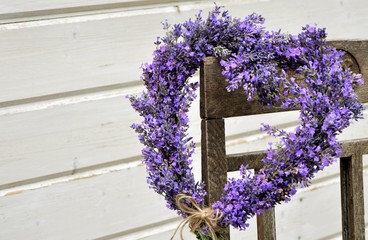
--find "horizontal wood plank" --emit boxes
[0,0,193,22]
[227,138,368,171]
[0,0,136,15]
[0,166,177,240]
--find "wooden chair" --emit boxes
[200,41,368,239]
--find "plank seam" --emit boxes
[0,159,142,197]
[0,0,193,24]
[0,85,142,116]
[0,0,267,28]
[94,217,182,240]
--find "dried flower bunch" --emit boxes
[129,6,364,239]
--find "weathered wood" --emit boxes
[200,56,298,118]
[201,119,227,204]
[227,151,265,171]
[340,153,366,240]
[201,119,230,239]
[200,56,300,118]
[227,138,368,172]
[257,208,277,240]
[200,41,368,119]
[341,138,368,157]
[200,56,282,119]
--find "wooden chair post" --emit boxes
[256,208,277,240]
[340,140,368,239]
[200,57,276,239]
[201,118,227,205]
[340,154,365,239]
[201,58,230,239]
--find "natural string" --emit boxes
[171,194,224,240]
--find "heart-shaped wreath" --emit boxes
[129,6,364,240]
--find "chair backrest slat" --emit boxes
[200,41,368,119]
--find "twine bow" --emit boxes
[171,194,224,240]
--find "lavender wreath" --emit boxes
[129,6,364,239]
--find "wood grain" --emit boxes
[201,119,227,205]
[340,154,366,240]
[227,151,265,171]
[200,56,307,119]
[257,208,276,240]
[227,138,368,172]
[200,41,368,119]
[201,119,230,239]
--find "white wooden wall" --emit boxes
[0,0,368,239]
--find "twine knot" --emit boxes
[200,210,209,220]
[171,194,224,240]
